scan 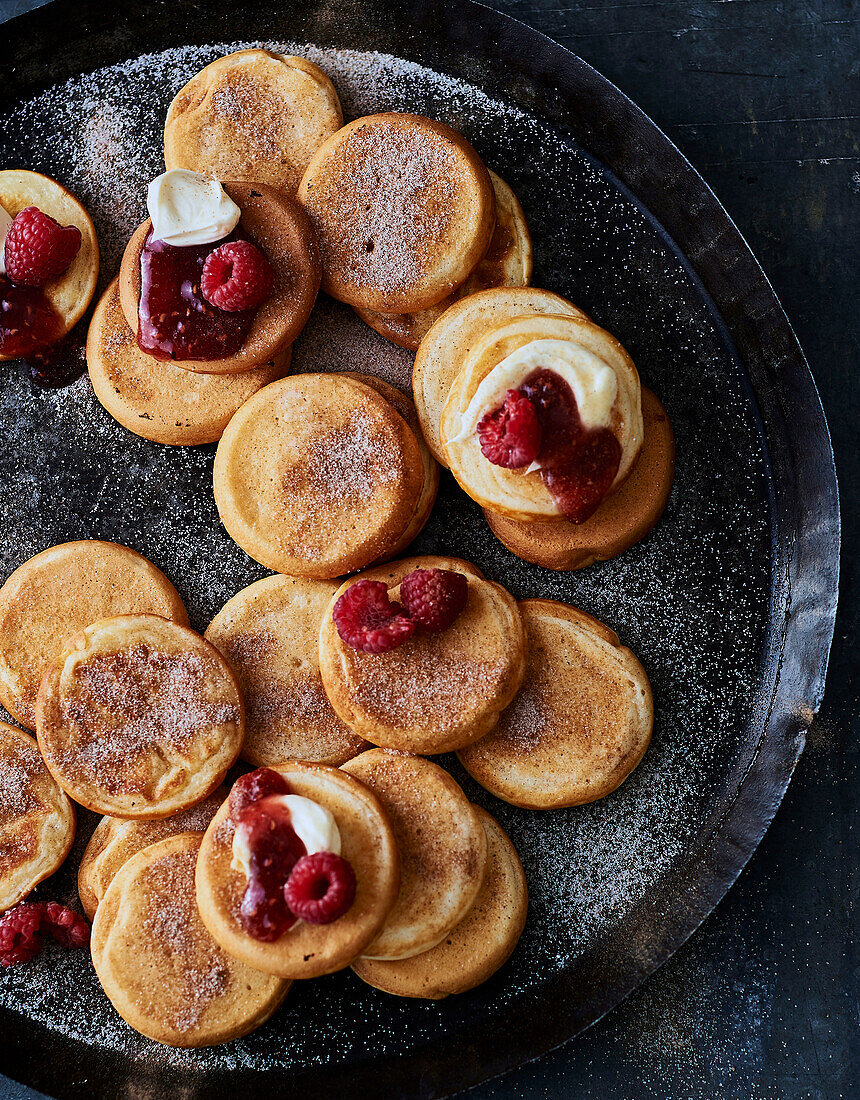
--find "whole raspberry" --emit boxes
[4,207,82,288]
[40,902,90,949]
[0,903,44,967]
[229,767,290,821]
[284,851,357,925]
[332,579,417,654]
[400,568,469,633]
[476,388,541,469]
[200,240,273,312]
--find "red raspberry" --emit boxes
[332,579,417,654]
[400,568,468,633]
[0,903,44,967]
[284,851,356,925]
[4,207,82,288]
[200,240,273,312]
[476,388,541,469]
[40,902,90,949]
[229,767,290,821]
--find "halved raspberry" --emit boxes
[332,579,417,653]
[476,388,541,469]
[39,901,90,949]
[200,240,273,312]
[400,568,468,633]
[4,207,82,288]
[284,851,356,925]
[229,767,290,821]
[0,903,44,967]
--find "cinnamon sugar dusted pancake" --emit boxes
[297,113,495,313]
[458,600,653,808]
[485,388,675,570]
[77,787,227,921]
[0,169,99,361]
[0,723,75,912]
[205,575,367,767]
[356,171,533,351]
[352,806,527,999]
[164,50,343,195]
[119,182,320,374]
[91,833,288,1047]
[0,541,188,730]
[342,750,487,960]
[87,279,292,446]
[196,763,400,979]
[213,374,426,578]
[319,556,526,753]
[36,615,243,818]
[413,287,587,465]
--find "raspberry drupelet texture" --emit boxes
[200,239,273,312]
[4,207,82,288]
[333,579,417,653]
[400,567,469,633]
[0,901,89,967]
[284,851,357,925]
[476,388,541,469]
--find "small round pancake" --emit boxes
[164,50,343,196]
[458,600,653,808]
[297,113,495,313]
[205,575,368,767]
[119,182,320,374]
[196,762,400,979]
[91,832,289,1047]
[355,171,533,352]
[342,750,487,960]
[0,541,188,730]
[87,278,292,446]
[352,806,527,999]
[318,556,526,753]
[0,723,75,912]
[36,614,243,819]
[485,388,675,570]
[213,373,425,578]
[440,313,644,522]
[0,169,99,362]
[413,287,588,465]
[77,787,227,921]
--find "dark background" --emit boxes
[0,1,856,1097]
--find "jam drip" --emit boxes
[137,227,256,361]
[235,791,306,941]
[0,275,63,360]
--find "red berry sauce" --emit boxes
[234,793,307,942]
[0,274,63,360]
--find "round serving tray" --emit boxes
[0,2,839,1098]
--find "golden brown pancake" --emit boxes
[119,182,320,374]
[0,541,188,730]
[458,600,653,808]
[0,722,75,912]
[342,750,487,959]
[297,113,495,313]
[205,575,368,767]
[36,614,243,818]
[164,50,343,195]
[351,806,527,998]
[91,832,289,1047]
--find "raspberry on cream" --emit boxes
[147,169,240,247]
[232,794,341,879]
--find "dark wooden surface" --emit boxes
[0,1,856,1098]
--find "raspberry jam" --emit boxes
[0,275,63,360]
[235,795,307,942]
[137,227,256,361]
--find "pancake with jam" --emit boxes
[36,614,243,818]
[297,113,495,313]
[119,181,320,374]
[355,171,533,351]
[164,50,343,196]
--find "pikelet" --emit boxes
[352,806,527,999]
[77,787,227,921]
[213,374,425,578]
[458,600,653,808]
[87,278,291,446]
[413,287,588,465]
[0,723,75,912]
[91,832,289,1047]
[0,540,188,730]
[205,575,368,768]
[297,113,496,313]
[0,169,99,362]
[342,750,487,960]
[164,50,343,196]
[36,614,243,819]
[119,181,320,374]
[355,171,533,351]
[196,762,400,979]
[318,556,526,754]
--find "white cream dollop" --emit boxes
[231,794,342,879]
[147,169,240,247]
[0,203,13,276]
